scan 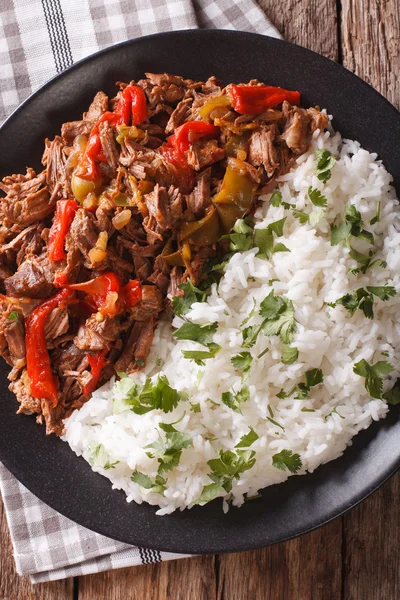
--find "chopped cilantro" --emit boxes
[383,386,400,406]
[194,482,224,504]
[267,416,285,430]
[259,290,286,320]
[330,221,352,246]
[241,323,263,348]
[208,449,256,479]
[113,375,185,415]
[190,402,201,413]
[221,386,250,412]
[172,279,209,317]
[253,228,274,259]
[261,293,297,344]
[231,351,253,379]
[235,427,259,448]
[89,443,119,470]
[281,345,299,365]
[145,431,193,475]
[292,209,310,225]
[182,343,221,366]
[353,359,393,399]
[131,471,166,495]
[270,190,283,207]
[308,186,327,208]
[272,449,302,473]
[315,149,336,183]
[257,347,269,359]
[7,311,19,322]
[174,322,218,347]
[329,285,395,319]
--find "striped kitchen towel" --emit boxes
[0,0,281,583]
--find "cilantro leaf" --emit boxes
[267,217,286,237]
[172,279,208,317]
[383,386,400,406]
[174,322,218,347]
[315,149,336,183]
[131,471,153,489]
[272,449,302,474]
[259,290,286,320]
[270,190,283,207]
[353,359,393,399]
[241,323,263,348]
[367,286,396,301]
[292,209,309,225]
[308,209,325,227]
[89,444,119,470]
[182,343,221,366]
[262,299,296,344]
[235,427,259,448]
[7,311,19,322]
[273,242,291,254]
[194,483,225,504]
[330,286,395,319]
[231,351,253,377]
[254,228,274,259]
[208,449,256,479]
[145,431,193,475]
[305,368,324,387]
[221,386,250,412]
[281,345,299,365]
[330,221,352,246]
[115,375,185,415]
[308,186,328,208]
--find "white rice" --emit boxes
[63,127,400,516]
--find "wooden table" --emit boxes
[1,1,399,598]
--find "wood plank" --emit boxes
[341,0,400,109]
[258,0,338,60]
[0,497,73,600]
[78,556,216,600]
[343,473,400,600]
[217,520,342,600]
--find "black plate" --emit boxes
[0,30,399,554]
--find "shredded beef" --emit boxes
[0,73,328,434]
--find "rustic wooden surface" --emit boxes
[1,1,399,598]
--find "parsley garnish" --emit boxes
[281,345,299,365]
[308,187,327,208]
[254,218,290,259]
[174,322,218,347]
[182,343,221,366]
[131,471,167,495]
[235,427,259,448]
[241,323,263,348]
[353,359,393,399]
[329,285,395,319]
[277,368,324,400]
[221,386,250,412]
[331,204,374,250]
[172,279,209,317]
[194,483,225,504]
[7,311,19,322]
[145,431,193,475]
[315,149,336,183]
[272,449,302,473]
[89,444,119,470]
[270,190,283,206]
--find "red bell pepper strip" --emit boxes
[115,85,148,126]
[69,272,142,317]
[26,288,76,407]
[172,121,219,155]
[77,85,147,181]
[83,349,108,397]
[48,199,78,261]
[160,121,219,194]
[54,273,69,288]
[229,85,301,115]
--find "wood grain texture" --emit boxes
[341,0,400,110]
[343,473,400,600]
[258,0,339,60]
[0,497,73,600]
[217,521,342,600]
[78,556,216,600]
